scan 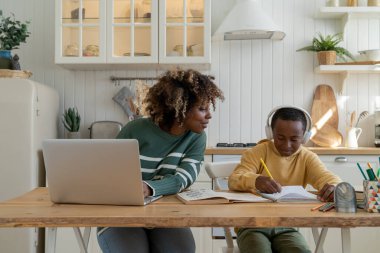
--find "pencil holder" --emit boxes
[363,180,380,213]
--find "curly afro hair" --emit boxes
[144,68,224,128]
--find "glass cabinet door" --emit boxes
[56,0,106,63]
[159,0,210,64]
[107,0,158,63]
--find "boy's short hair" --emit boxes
[271,108,307,133]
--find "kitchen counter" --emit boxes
[205,147,380,155]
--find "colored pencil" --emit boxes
[260,158,273,179]
[356,162,368,180]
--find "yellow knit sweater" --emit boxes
[228,140,342,192]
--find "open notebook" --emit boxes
[176,188,270,204]
[258,185,319,202]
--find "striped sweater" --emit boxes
[117,117,206,196]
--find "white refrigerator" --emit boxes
[0,78,59,253]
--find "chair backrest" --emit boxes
[205,161,239,191]
[205,161,240,253]
[89,121,123,139]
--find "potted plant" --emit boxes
[62,107,81,139]
[296,33,355,65]
[0,10,30,69]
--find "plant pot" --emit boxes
[65,131,81,139]
[0,50,12,69]
[317,51,336,65]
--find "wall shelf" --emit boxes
[316,7,380,19]
[315,64,380,93]
[315,64,380,73]
[316,7,380,35]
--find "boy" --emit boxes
[228,106,341,253]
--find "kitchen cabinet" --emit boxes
[55,0,211,70]
[318,154,379,190]
[55,0,107,64]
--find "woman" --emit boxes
[97,68,224,253]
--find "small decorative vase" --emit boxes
[0,50,12,69]
[66,131,81,139]
[317,51,336,65]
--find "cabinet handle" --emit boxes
[334,157,348,163]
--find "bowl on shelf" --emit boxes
[83,45,99,57]
[358,49,380,61]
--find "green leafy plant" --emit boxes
[297,33,355,62]
[0,10,31,50]
[62,107,81,132]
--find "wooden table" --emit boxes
[1,188,380,253]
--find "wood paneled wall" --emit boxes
[1,0,380,147]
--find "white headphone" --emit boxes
[265,105,312,144]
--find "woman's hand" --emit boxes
[143,182,152,197]
[318,183,335,202]
[255,176,282,193]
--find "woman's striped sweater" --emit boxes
[116,117,206,196]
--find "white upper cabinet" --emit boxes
[159,0,211,65]
[55,0,107,64]
[106,0,159,64]
[55,0,211,69]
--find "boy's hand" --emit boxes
[255,176,282,193]
[318,183,335,202]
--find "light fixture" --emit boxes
[213,0,285,41]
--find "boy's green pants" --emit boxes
[237,227,311,253]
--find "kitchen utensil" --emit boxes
[350,111,356,128]
[310,124,343,147]
[355,111,369,127]
[358,49,380,61]
[345,127,362,148]
[311,84,339,129]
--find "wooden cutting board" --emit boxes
[310,84,341,147]
[310,124,343,147]
[311,84,338,129]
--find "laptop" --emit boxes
[42,139,162,205]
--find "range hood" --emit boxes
[214,0,286,40]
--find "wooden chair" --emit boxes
[205,161,240,253]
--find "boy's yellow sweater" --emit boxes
[228,140,341,192]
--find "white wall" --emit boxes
[1,0,380,147]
